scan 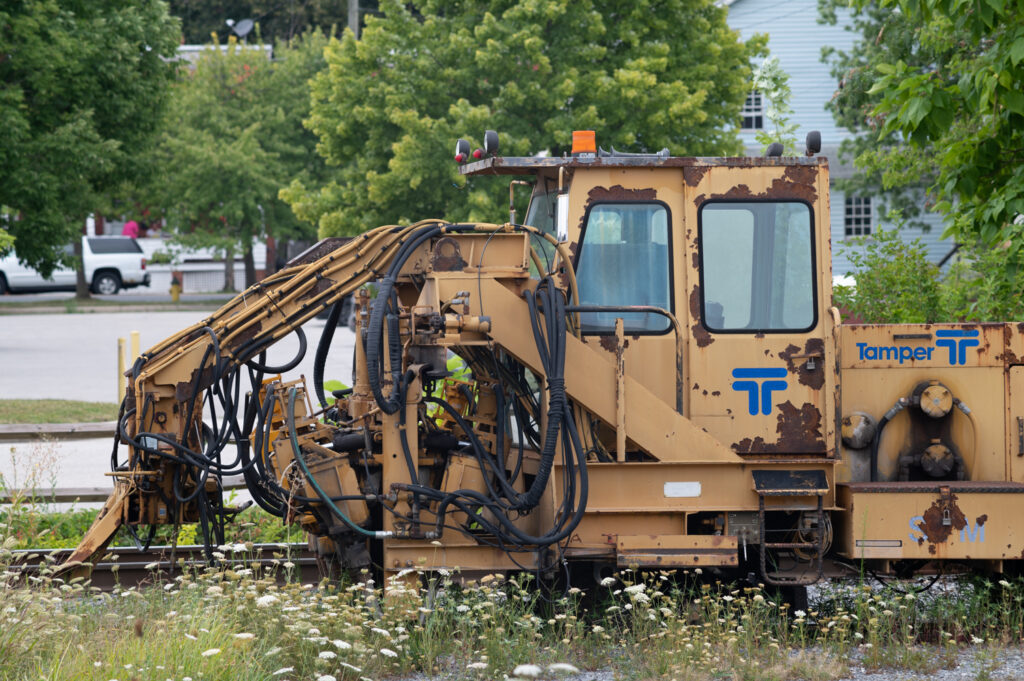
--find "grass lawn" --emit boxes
[0,399,119,424]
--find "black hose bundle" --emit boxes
[390,276,589,550]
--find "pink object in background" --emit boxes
[122,220,139,238]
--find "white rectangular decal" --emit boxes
[663,482,701,498]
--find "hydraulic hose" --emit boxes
[953,398,979,479]
[313,298,345,408]
[870,397,907,482]
[244,327,307,374]
[287,387,392,539]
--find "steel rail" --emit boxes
[5,542,319,590]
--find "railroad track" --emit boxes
[5,542,320,590]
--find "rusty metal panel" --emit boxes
[1008,367,1024,483]
[752,469,829,496]
[840,324,1005,369]
[682,163,834,456]
[555,461,836,514]
[838,366,1005,483]
[836,484,1024,560]
[617,534,738,567]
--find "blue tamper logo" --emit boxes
[731,368,788,416]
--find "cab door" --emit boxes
[682,161,836,456]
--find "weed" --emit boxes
[0,541,1021,681]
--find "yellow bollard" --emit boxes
[117,337,126,401]
[131,330,140,363]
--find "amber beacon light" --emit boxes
[571,130,596,155]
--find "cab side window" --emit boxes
[699,201,815,332]
[575,202,672,333]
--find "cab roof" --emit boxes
[458,154,828,176]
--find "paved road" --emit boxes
[0,310,355,494]
[0,291,234,305]
[0,310,355,403]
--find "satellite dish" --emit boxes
[232,18,254,38]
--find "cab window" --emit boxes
[524,179,557,272]
[575,202,672,333]
[699,201,815,332]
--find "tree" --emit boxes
[282,0,765,237]
[833,227,944,323]
[824,0,1024,247]
[148,32,328,290]
[752,56,799,155]
[819,1,951,229]
[0,0,180,293]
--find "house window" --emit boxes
[741,91,764,130]
[844,196,872,237]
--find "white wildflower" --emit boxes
[340,662,362,673]
[316,676,337,681]
[512,664,543,678]
[456,604,471,613]
[273,668,294,675]
[467,662,488,670]
[184,633,198,641]
[623,584,646,595]
[599,576,616,587]
[332,639,352,650]
[548,663,580,674]
[234,633,255,640]
[319,650,337,659]
[972,636,984,644]
[380,648,398,658]
[794,610,806,618]
[201,648,220,657]
[370,627,391,637]
[256,594,279,608]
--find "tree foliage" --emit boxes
[823,0,1024,243]
[147,32,330,286]
[833,228,944,323]
[819,1,943,228]
[752,56,799,155]
[283,0,765,237]
[835,226,1024,323]
[0,0,180,276]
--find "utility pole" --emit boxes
[348,0,359,39]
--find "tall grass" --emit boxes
[1,539,1022,681]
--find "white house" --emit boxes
[724,0,955,275]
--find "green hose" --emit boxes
[287,387,391,539]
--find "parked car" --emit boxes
[0,236,150,295]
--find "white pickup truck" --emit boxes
[0,236,150,295]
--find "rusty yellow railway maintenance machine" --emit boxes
[61,130,1024,588]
